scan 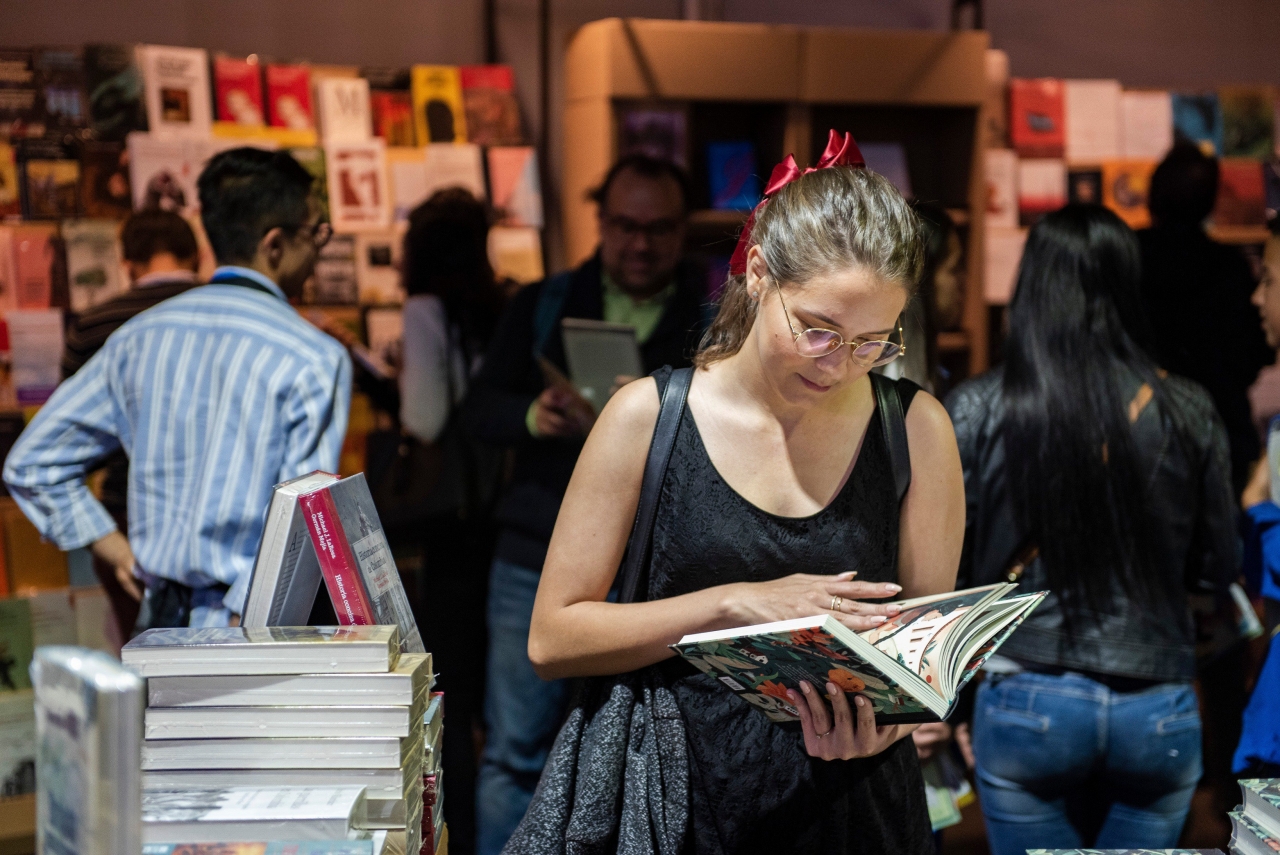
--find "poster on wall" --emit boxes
[325,139,390,231]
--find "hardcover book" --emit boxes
[1240,778,1280,839]
[1102,159,1158,229]
[706,141,760,210]
[325,140,390,231]
[144,762,421,804]
[121,626,400,677]
[1120,90,1174,160]
[82,43,148,141]
[266,64,314,131]
[141,785,366,844]
[32,646,144,855]
[142,733,420,770]
[243,471,340,628]
[459,64,522,146]
[673,584,1046,724]
[303,474,425,654]
[1172,92,1223,157]
[1229,809,1278,855]
[1064,79,1121,164]
[315,77,371,145]
[1009,78,1065,158]
[410,65,466,144]
[136,45,212,139]
[63,219,126,312]
[0,689,35,798]
[487,146,543,227]
[145,705,416,740]
[214,55,265,127]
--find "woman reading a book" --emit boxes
[945,205,1237,854]
[514,133,965,854]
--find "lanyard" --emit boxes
[207,272,279,298]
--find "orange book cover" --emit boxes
[1009,78,1065,158]
[1102,159,1158,229]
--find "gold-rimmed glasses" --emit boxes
[774,280,905,367]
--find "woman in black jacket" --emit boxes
[945,205,1237,854]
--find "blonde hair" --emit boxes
[695,166,922,367]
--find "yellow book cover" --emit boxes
[411,65,466,144]
[1101,158,1157,229]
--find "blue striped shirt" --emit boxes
[3,267,352,617]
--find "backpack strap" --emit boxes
[871,372,912,504]
[531,269,574,357]
[617,366,692,604]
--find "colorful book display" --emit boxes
[213,55,265,127]
[411,65,466,144]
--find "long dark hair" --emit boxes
[910,201,958,387]
[402,188,504,357]
[1002,204,1179,625]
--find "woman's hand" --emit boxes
[787,680,909,760]
[723,571,902,633]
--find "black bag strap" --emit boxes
[617,366,692,605]
[871,372,911,503]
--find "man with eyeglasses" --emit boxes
[464,153,708,855]
[5,147,351,631]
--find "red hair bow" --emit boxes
[727,129,866,276]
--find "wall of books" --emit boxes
[980,52,1279,359]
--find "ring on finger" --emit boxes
[830,596,843,612]
[815,726,833,738]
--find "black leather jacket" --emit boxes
[945,367,1238,681]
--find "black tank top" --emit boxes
[648,367,932,855]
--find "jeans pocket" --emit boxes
[1155,710,1201,735]
[982,705,1051,733]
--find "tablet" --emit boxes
[561,318,643,413]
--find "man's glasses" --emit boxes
[774,280,905,367]
[277,220,333,249]
[601,214,683,241]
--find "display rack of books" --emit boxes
[979,56,1278,362]
[561,18,992,379]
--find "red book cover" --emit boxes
[1214,158,1266,226]
[213,56,264,126]
[266,63,314,130]
[300,488,376,625]
[459,64,522,146]
[370,90,414,146]
[1009,78,1065,158]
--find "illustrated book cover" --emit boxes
[486,146,542,227]
[136,45,212,139]
[266,64,314,131]
[214,55,265,127]
[674,583,1045,724]
[82,43,148,141]
[459,64,522,147]
[410,65,466,144]
[1009,77,1065,158]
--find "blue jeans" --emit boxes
[476,558,569,855]
[972,671,1202,855]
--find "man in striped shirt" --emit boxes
[4,148,352,629]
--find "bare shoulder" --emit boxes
[904,389,956,449]
[577,376,662,470]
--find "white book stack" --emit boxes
[122,626,433,855]
[1232,778,1280,855]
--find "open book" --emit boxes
[672,583,1046,724]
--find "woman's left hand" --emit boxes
[787,680,910,760]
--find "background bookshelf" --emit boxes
[562,18,992,379]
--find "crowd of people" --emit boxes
[2,135,1279,855]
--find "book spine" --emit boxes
[300,490,375,625]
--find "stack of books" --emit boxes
[1231,779,1280,855]
[421,692,444,854]
[122,625,434,854]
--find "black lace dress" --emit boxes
[648,368,933,855]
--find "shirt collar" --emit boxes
[601,272,675,308]
[210,265,287,301]
[134,269,198,289]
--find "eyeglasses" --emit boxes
[601,214,683,241]
[774,280,905,366]
[277,220,333,249]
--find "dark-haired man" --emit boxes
[1139,142,1273,493]
[5,148,350,630]
[464,155,708,855]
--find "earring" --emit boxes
[752,291,759,298]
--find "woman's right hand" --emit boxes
[722,571,902,632]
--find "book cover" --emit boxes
[674,586,1044,724]
[17,139,80,220]
[1120,91,1173,160]
[78,140,132,218]
[356,231,402,305]
[1064,79,1121,164]
[315,77,371,145]
[0,689,35,797]
[1241,778,1280,838]
[82,43,148,141]
[984,149,1018,228]
[141,786,364,844]
[122,626,398,677]
[142,734,417,770]
[1102,159,1158,229]
[386,146,428,222]
[214,55,265,127]
[1230,809,1279,854]
[145,704,415,740]
[1214,158,1267,226]
[1068,168,1104,206]
[0,49,42,140]
[618,106,687,166]
[127,132,213,214]
[6,307,65,405]
[302,489,379,625]
[1220,85,1275,160]
[136,45,213,139]
[707,141,760,211]
[459,64,522,147]
[325,140,390,231]
[371,91,415,147]
[0,143,19,218]
[422,142,486,204]
[487,146,543,227]
[321,474,425,654]
[1017,158,1066,224]
[410,65,466,144]
[266,63,314,130]
[488,225,543,285]
[1009,78,1065,158]
[34,46,87,137]
[63,219,126,312]
[243,471,339,628]
[1172,92,1223,157]
[306,232,358,305]
[12,224,57,308]
[32,646,144,855]
[0,598,34,692]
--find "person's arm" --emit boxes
[528,377,904,681]
[897,391,965,598]
[399,297,453,444]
